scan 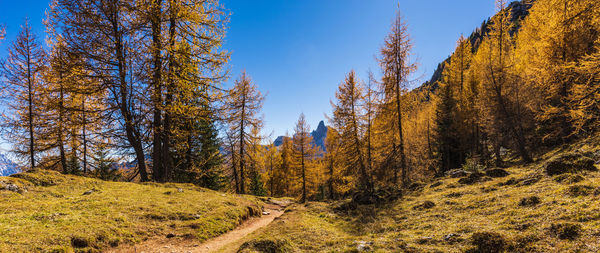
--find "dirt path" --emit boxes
[109,203,285,253]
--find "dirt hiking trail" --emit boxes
[109,201,288,253]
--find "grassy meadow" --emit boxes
[0,170,261,252]
[237,140,600,252]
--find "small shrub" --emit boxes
[481,187,498,193]
[350,187,402,206]
[413,201,435,210]
[407,182,424,191]
[469,232,506,253]
[549,223,581,240]
[238,239,292,253]
[416,236,436,244]
[564,185,595,197]
[497,177,517,186]
[485,168,509,178]
[508,234,540,252]
[70,236,89,248]
[516,223,532,231]
[553,174,584,184]
[520,177,539,186]
[333,200,357,212]
[545,152,597,176]
[458,172,489,185]
[445,192,463,198]
[430,181,443,188]
[462,158,487,173]
[519,196,541,207]
[145,213,167,220]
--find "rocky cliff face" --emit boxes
[274,136,285,147]
[310,120,328,151]
[274,120,328,151]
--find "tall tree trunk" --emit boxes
[111,3,148,181]
[269,154,274,197]
[26,35,35,170]
[497,92,533,163]
[58,73,67,173]
[81,96,88,174]
[427,120,433,159]
[351,89,372,193]
[232,152,239,193]
[185,133,192,179]
[493,135,503,167]
[238,87,246,194]
[328,158,334,199]
[151,0,164,182]
[366,89,373,177]
[491,12,533,164]
[395,75,407,186]
[300,141,306,203]
[392,143,398,183]
[163,0,176,182]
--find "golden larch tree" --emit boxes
[1,20,46,170]
[377,9,417,186]
[224,71,264,194]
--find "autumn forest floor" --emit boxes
[236,137,600,252]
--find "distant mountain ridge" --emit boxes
[274,120,328,151]
[0,153,19,176]
[415,0,535,97]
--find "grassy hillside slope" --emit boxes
[0,170,261,252]
[238,139,600,252]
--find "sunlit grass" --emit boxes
[0,170,261,252]
[240,141,600,252]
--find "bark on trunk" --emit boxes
[151,0,164,182]
[111,2,148,181]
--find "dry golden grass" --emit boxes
[239,140,600,252]
[0,170,261,252]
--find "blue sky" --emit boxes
[0,0,497,142]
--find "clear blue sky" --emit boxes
[0,0,498,142]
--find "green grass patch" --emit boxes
[0,170,261,252]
